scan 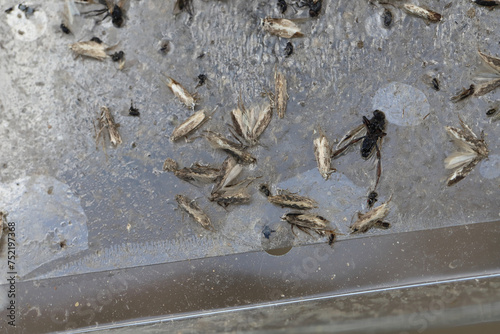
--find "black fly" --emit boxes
[196,74,207,88]
[284,42,294,57]
[431,78,440,91]
[5,6,14,13]
[90,36,103,43]
[297,0,322,17]
[60,23,71,34]
[277,0,287,13]
[128,100,140,117]
[81,0,128,28]
[332,110,387,191]
[111,51,124,61]
[173,0,194,18]
[262,226,276,239]
[367,191,378,208]
[382,9,392,27]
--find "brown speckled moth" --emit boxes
[259,184,318,210]
[212,156,242,194]
[403,4,442,22]
[350,198,391,234]
[204,131,257,164]
[274,67,288,119]
[175,194,214,231]
[69,40,115,60]
[281,212,335,237]
[262,18,304,38]
[96,106,122,147]
[165,76,196,109]
[314,128,335,180]
[444,117,489,186]
[163,158,220,184]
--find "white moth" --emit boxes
[444,117,489,186]
[69,40,113,60]
[262,18,304,39]
[96,106,122,147]
[231,96,272,146]
[403,4,442,22]
[171,109,212,141]
[314,129,335,180]
[165,76,196,109]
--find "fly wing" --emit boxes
[336,123,366,149]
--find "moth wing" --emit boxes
[473,79,500,97]
[444,151,477,169]
[252,104,273,139]
[446,159,480,186]
[478,50,500,75]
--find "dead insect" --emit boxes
[230,95,273,146]
[0,211,7,242]
[171,109,214,141]
[196,74,207,88]
[69,38,115,60]
[332,110,387,191]
[314,128,336,180]
[274,67,289,119]
[96,106,122,147]
[444,116,489,186]
[486,108,498,117]
[165,76,197,109]
[402,4,442,22]
[262,18,304,39]
[297,0,322,17]
[277,0,287,13]
[205,131,257,164]
[5,6,13,13]
[367,191,378,208]
[262,226,276,239]
[81,0,128,28]
[60,23,71,34]
[212,156,242,194]
[164,158,220,184]
[281,212,334,237]
[128,100,140,117]
[160,41,170,54]
[175,194,214,231]
[431,77,440,91]
[350,198,391,234]
[451,84,475,102]
[111,50,124,61]
[284,41,294,57]
[474,51,500,97]
[259,185,319,210]
[382,8,392,27]
[173,0,194,17]
[209,178,254,207]
[471,0,500,6]
[328,233,336,245]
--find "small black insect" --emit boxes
[297,0,322,17]
[259,184,271,197]
[196,74,207,88]
[82,0,127,28]
[431,78,440,91]
[367,191,378,208]
[111,51,124,61]
[382,9,392,27]
[328,233,335,245]
[60,23,71,34]
[486,108,498,117]
[262,226,276,239]
[332,110,387,191]
[90,36,103,43]
[128,100,140,117]
[160,41,170,54]
[173,0,194,17]
[284,42,294,57]
[471,0,500,6]
[277,0,287,13]
[5,6,13,13]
